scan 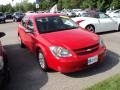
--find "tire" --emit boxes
[85,25,95,33]
[37,50,48,71]
[3,20,6,23]
[118,24,120,31]
[13,18,15,22]
[18,35,25,48]
[13,18,17,22]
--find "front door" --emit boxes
[25,19,36,53]
[98,13,117,32]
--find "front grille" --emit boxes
[74,43,99,55]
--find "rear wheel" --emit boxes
[3,20,6,23]
[85,25,95,33]
[37,50,48,71]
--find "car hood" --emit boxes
[41,28,99,50]
[72,17,97,22]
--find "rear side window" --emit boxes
[99,13,109,18]
[27,20,34,31]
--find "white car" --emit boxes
[61,9,76,17]
[72,12,120,33]
[106,9,120,18]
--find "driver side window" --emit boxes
[27,20,34,31]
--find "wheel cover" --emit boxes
[38,52,45,69]
[86,26,94,32]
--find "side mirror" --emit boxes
[26,25,34,33]
[25,29,33,33]
[0,32,5,38]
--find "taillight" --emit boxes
[76,20,84,25]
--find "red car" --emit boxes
[18,13,106,73]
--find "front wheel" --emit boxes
[85,25,95,33]
[37,50,48,71]
[3,20,6,23]
[118,24,120,31]
[18,35,25,48]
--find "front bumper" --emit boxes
[51,46,106,73]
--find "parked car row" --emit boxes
[0,12,25,23]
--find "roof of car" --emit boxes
[26,13,62,18]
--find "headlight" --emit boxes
[50,46,72,58]
[0,56,4,70]
[100,37,104,47]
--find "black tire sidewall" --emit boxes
[118,24,120,31]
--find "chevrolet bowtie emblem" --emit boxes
[86,49,92,52]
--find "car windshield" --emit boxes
[36,16,79,33]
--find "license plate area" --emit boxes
[88,55,98,65]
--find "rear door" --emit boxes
[18,16,29,45]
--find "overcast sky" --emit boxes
[0,0,36,5]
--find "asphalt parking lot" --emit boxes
[0,20,120,90]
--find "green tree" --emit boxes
[111,0,120,9]
[80,0,96,9]
[97,0,105,10]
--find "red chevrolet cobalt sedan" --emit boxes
[18,13,106,73]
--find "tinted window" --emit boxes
[80,12,99,18]
[99,13,109,18]
[16,12,23,16]
[27,20,34,30]
[36,16,78,33]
